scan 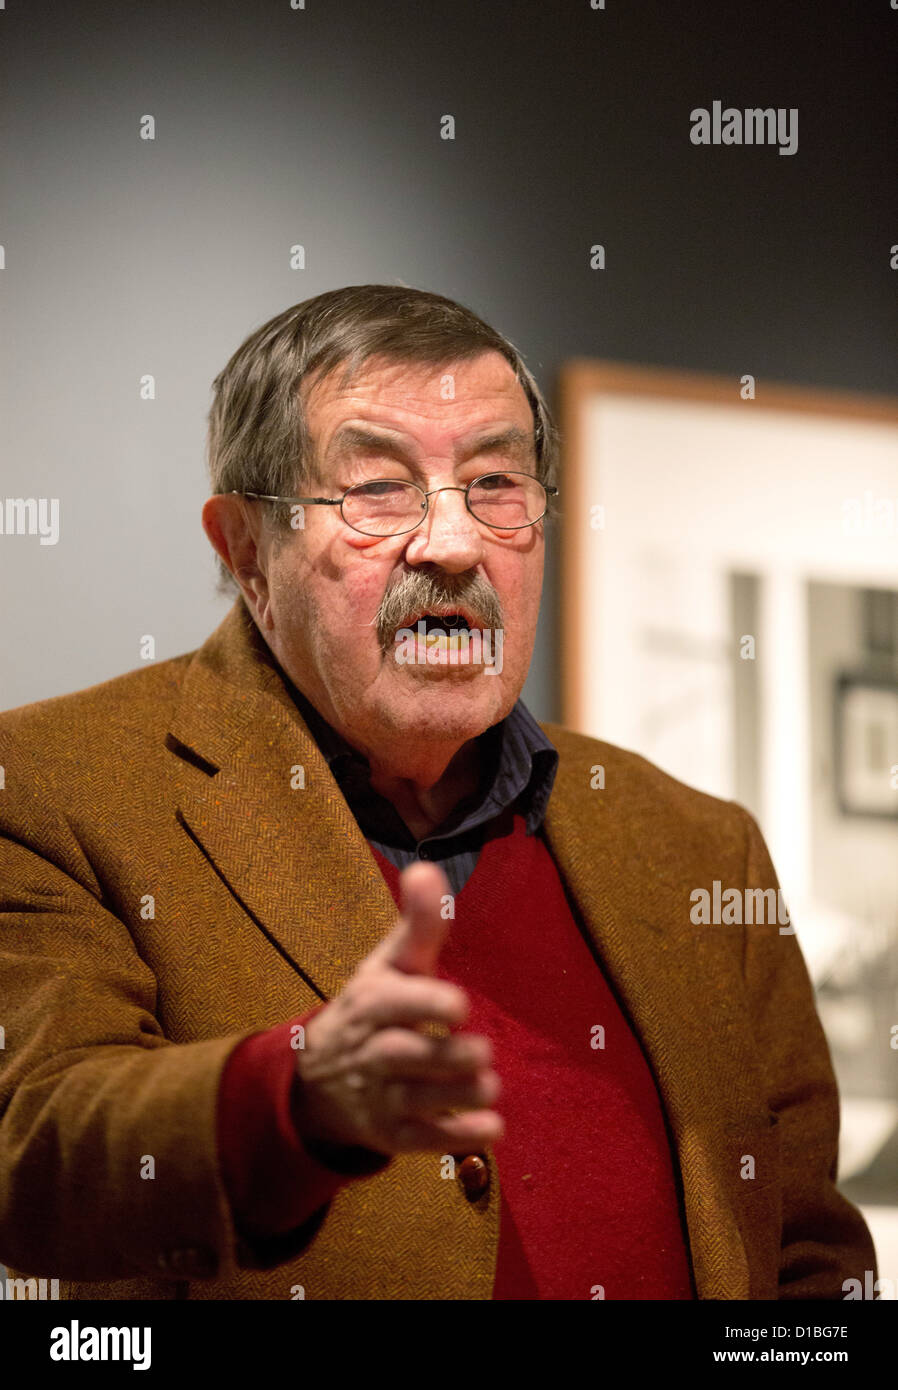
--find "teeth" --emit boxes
[424,631,472,653]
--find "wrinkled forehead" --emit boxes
[300,349,530,421]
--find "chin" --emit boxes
[393,680,509,739]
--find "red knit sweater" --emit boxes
[219,813,695,1299]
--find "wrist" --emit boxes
[302,1130,392,1175]
[290,1073,390,1174]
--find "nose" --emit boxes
[403,486,485,573]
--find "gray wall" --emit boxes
[1,0,895,720]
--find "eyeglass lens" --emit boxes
[341,473,548,536]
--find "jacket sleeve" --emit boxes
[0,725,313,1283]
[739,808,877,1299]
[218,1009,390,1249]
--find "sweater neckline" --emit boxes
[370,805,527,906]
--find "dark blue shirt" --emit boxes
[291,689,559,895]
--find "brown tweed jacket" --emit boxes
[0,600,875,1300]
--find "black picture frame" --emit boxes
[834,672,898,820]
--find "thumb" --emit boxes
[380,860,453,976]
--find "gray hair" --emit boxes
[206,284,559,594]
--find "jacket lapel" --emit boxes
[168,602,398,1002]
[541,744,757,1299]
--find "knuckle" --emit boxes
[372,1029,420,1069]
[341,979,381,1023]
[337,982,363,1015]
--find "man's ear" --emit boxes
[202,495,273,628]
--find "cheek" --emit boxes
[305,555,394,645]
[275,534,385,616]
[503,554,543,626]
[342,567,393,630]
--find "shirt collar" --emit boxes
[290,687,558,840]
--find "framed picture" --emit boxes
[835,674,898,819]
[558,359,898,908]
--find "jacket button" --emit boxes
[457,1154,489,1199]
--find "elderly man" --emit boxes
[0,285,875,1300]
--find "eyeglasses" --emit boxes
[231,472,559,538]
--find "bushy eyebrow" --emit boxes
[327,423,535,466]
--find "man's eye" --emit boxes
[352,480,409,498]
[475,472,516,490]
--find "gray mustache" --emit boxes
[374,571,504,654]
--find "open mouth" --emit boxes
[389,605,503,672]
[401,610,481,636]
